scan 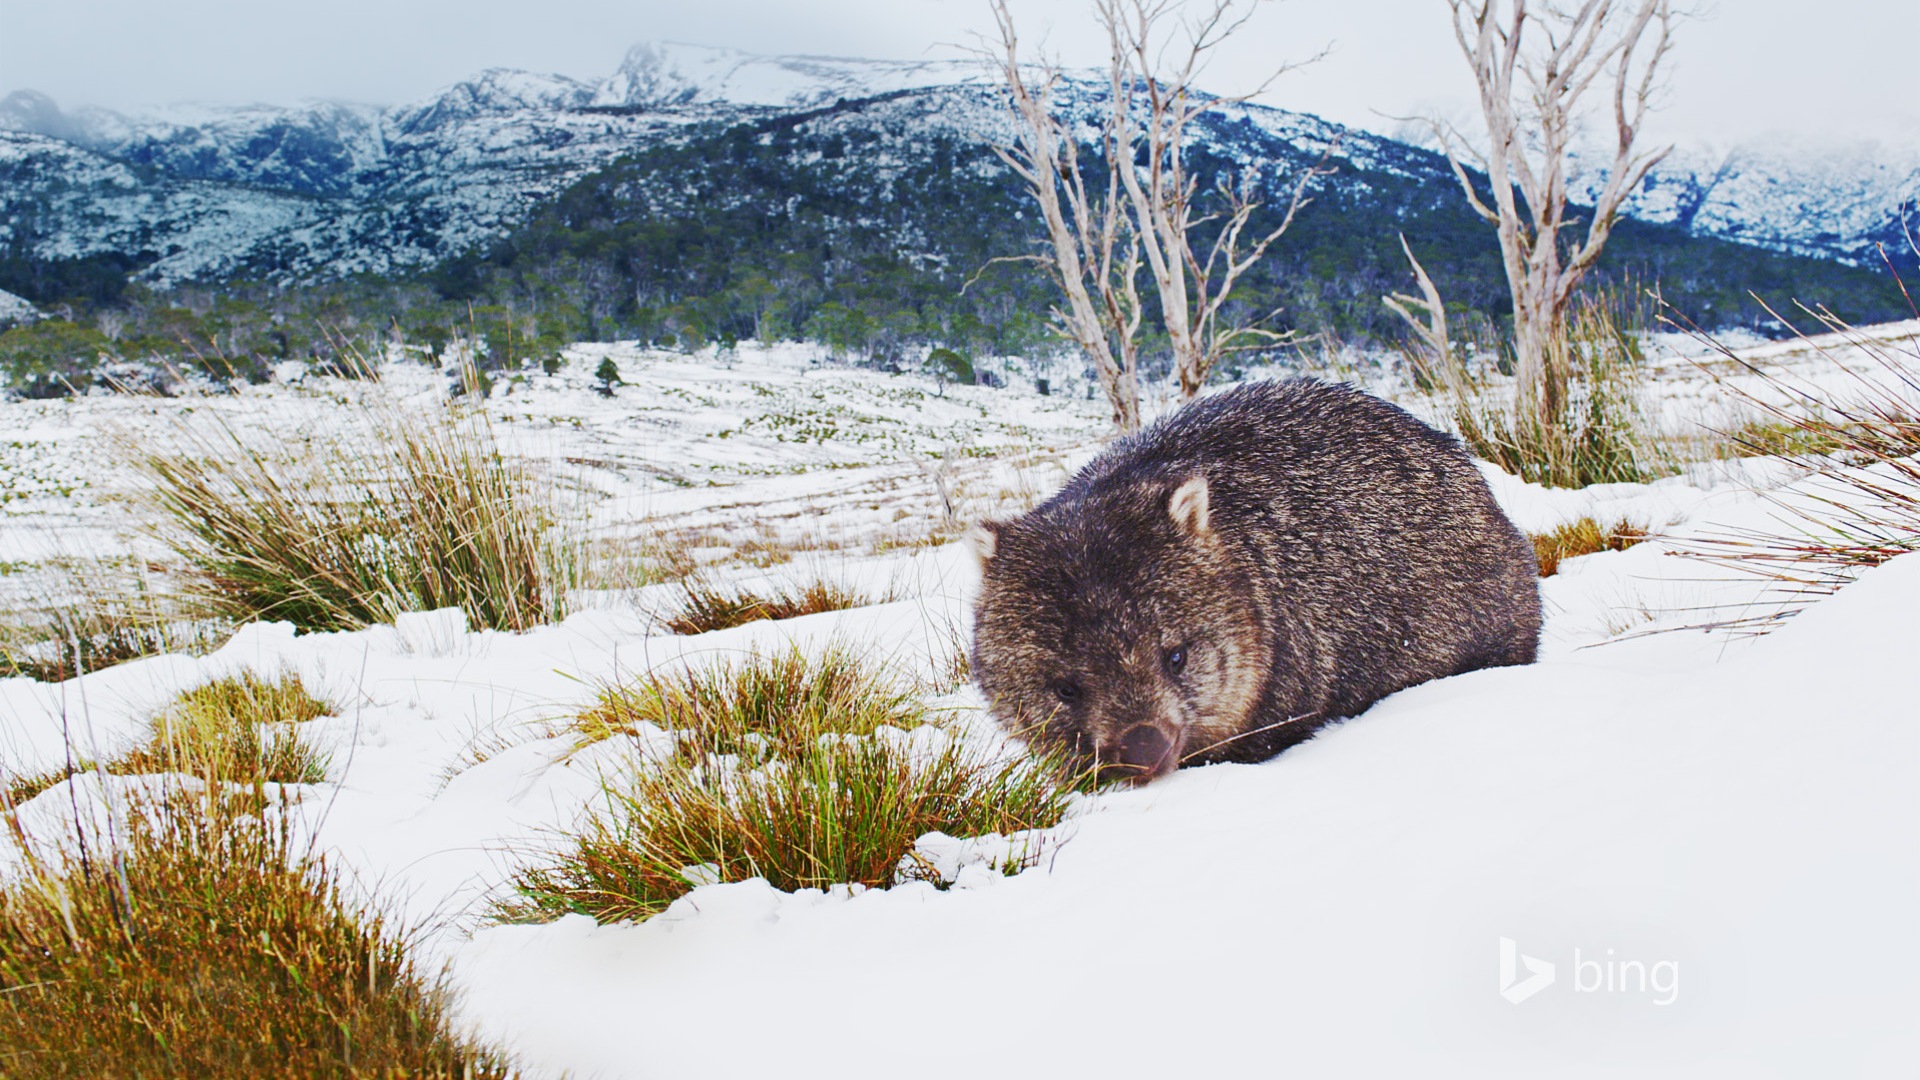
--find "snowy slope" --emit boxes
[592,41,989,110]
[5,43,1913,289]
[1572,137,1920,266]
[1,328,1916,1075]
[0,287,38,326]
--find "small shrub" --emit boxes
[0,794,514,1077]
[504,647,1075,924]
[664,576,879,635]
[594,357,621,395]
[135,369,582,633]
[1530,517,1650,577]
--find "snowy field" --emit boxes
[1,327,1916,1076]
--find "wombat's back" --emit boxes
[1062,379,1539,746]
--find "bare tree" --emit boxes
[987,0,1144,432]
[1434,0,1676,422]
[986,0,1327,430]
[1383,233,1453,371]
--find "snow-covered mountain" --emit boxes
[1575,138,1920,267]
[0,46,797,283]
[1,41,1913,289]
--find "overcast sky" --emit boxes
[1,0,1914,147]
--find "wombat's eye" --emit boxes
[1051,679,1082,704]
[1163,647,1188,675]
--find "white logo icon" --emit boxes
[1499,936,1556,1004]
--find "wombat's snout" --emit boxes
[1104,723,1180,783]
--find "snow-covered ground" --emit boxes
[1,329,1915,1076]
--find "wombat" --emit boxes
[969,378,1540,783]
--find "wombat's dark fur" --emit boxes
[969,378,1540,783]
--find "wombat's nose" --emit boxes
[1112,724,1175,779]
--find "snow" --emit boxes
[0,287,36,325]
[2,332,1916,1075]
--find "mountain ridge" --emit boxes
[0,42,1912,300]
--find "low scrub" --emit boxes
[1531,517,1650,577]
[502,646,1074,924]
[664,576,883,635]
[0,793,513,1077]
[134,371,580,634]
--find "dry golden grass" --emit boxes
[0,793,514,1077]
[664,576,884,635]
[1,671,331,809]
[1530,517,1651,577]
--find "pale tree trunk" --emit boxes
[987,0,1143,433]
[1383,233,1454,375]
[1438,0,1674,424]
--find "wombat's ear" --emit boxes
[965,520,1002,566]
[1167,475,1211,537]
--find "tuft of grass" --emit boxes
[502,646,1075,924]
[1413,295,1677,488]
[0,793,514,1077]
[568,644,922,758]
[132,368,581,634]
[123,670,332,785]
[1664,301,1920,632]
[1720,414,1863,461]
[1,671,332,806]
[2,762,95,808]
[664,576,881,635]
[1530,517,1650,577]
[0,559,227,683]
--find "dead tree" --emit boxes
[1383,233,1454,374]
[988,0,1326,428]
[987,0,1144,432]
[1436,0,1675,423]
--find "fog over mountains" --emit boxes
[0,41,1913,294]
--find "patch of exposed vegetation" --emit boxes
[1530,517,1651,577]
[501,645,1075,924]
